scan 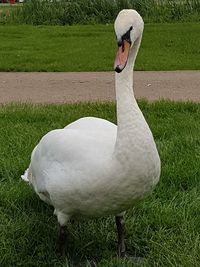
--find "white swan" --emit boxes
[22,9,160,257]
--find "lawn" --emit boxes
[0,101,200,267]
[0,23,200,71]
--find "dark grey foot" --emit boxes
[125,255,145,264]
[74,260,97,267]
[115,215,126,257]
[58,224,67,257]
[87,260,98,267]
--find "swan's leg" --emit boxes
[115,214,145,264]
[115,215,126,257]
[56,211,70,256]
[58,224,67,257]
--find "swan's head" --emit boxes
[114,9,144,73]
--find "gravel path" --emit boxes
[0,71,199,104]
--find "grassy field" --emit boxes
[0,101,200,267]
[0,23,200,71]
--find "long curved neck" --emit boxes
[114,36,150,160]
[115,37,141,117]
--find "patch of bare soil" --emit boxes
[0,71,199,104]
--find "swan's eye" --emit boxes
[121,27,132,45]
[117,26,133,47]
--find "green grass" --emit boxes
[1,101,200,266]
[0,23,200,71]
[1,0,200,25]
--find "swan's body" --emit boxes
[22,9,160,256]
[27,115,158,221]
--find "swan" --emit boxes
[22,9,160,258]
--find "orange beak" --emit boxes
[114,40,131,73]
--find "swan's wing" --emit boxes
[22,117,117,195]
[65,117,116,132]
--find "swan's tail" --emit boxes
[21,146,37,183]
[21,168,29,182]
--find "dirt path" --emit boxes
[0,71,199,104]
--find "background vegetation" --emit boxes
[1,101,200,267]
[1,0,200,25]
[0,23,200,71]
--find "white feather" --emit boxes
[21,168,29,182]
